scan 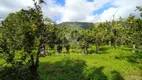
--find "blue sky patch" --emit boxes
[55,0,65,6]
[93,2,118,15]
[87,0,94,2]
[51,15,61,21]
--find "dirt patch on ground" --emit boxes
[125,75,142,80]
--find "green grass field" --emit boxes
[0,46,142,80]
[38,46,142,80]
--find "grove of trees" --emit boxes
[0,0,141,79]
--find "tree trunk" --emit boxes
[85,48,88,54]
[82,48,88,54]
[30,37,44,80]
[109,41,111,46]
[132,44,136,53]
[96,45,99,54]
[45,46,48,56]
[30,54,39,80]
[113,41,116,49]
[30,64,39,80]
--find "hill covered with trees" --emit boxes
[57,22,94,29]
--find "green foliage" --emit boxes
[38,46,142,80]
[0,65,32,80]
[0,0,52,80]
[0,5,142,80]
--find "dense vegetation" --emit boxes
[0,0,142,80]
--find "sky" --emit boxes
[0,0,142,23]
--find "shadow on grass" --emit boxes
[110,71,124,80]
[121,48,132,51]
[125,51,142,70]
[115,50,142,64]
[126,51,142,63]
[114,50,142,69]
[39,58,87,80]
[88,46,110,54]
[86,66,107,80]
[87,68,124,80]
[39,58,124,80]
[126,52,142,64]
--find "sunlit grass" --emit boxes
[0,46,142,80]
[38,46,142,80]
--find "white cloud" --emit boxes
[42,0,62,19]
[0,0,142,23]
[59,0,94,22]
[59,0,114,22]
[0,0,37,18]
[96,0,142,22]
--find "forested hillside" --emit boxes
[58,22,94,29]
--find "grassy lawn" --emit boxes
[39,46,142,80]
[0,46,142,80]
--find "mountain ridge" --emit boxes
[57,22,94,29]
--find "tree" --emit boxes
[43,18,57,55]
[63,37,70,53]
[56,37,63,54]
[127,14,142,52]
[77,30,93,54]
[0,0,48,80]
[91,23,106,53]
[0,11,33,80]
[115,19,128,46]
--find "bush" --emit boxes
[0,65,32,80]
